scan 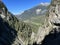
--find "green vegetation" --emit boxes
[0,1,50,45]
[16,4,49,34]
[5,15,32,44]
[23,15,47,33]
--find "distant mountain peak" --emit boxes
[16,3,49,20]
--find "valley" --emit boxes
[1,0,60,45]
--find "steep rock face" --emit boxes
[34,0,60,45]
[0,1,32,45]
[0,17,17,45]
[42,0,60,45]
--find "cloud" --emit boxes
[36,9,41,14]
[40,2,50,6]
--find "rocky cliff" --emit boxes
[0,1,32,45]
[34,0,60,45]
[1,0,60,45]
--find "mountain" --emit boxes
[1,0,60,45]
[34,0,60,45]
[16,4,49,20]
[0,1,33,45]
[16,3,49,31]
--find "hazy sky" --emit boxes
[2,0,51,14]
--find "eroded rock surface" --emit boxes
[35,0,60,45]
[0,1,32,45]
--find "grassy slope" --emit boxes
[23,15,47,33]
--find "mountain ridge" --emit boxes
[16,4,49,20]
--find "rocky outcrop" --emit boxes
[0,16,17,45]
[34,0,60,45]
[0,1,32,45]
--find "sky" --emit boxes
[2,0,51,14]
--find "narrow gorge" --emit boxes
[0,0,60,45]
